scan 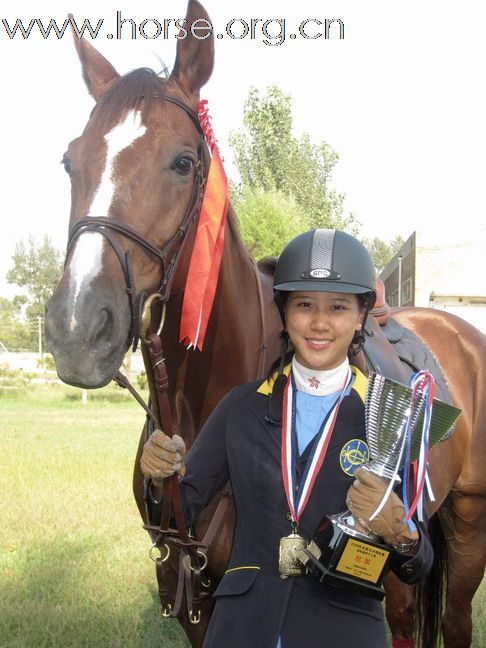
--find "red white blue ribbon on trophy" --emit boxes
[281,368,353,524]
[369,370,436,528]
[402,371,436,524]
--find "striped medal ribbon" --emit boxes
[281,367,353,526]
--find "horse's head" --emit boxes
[45,0,213,388]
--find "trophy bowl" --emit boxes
[364,372,462,481]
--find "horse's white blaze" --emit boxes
[67,110,147,331]
[88,110,147,216]
[68,233,103,331]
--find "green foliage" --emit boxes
[37,353,56,370]
[229,86,357,234]
[6,234,62,321]
[365,235,405,273]
[0,297,32,351]
[137,371,148,391]
[232,187,308,258]
[230,86,294,192]
[0,363,30,387]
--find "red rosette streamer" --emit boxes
[179,100,229,351]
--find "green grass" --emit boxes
[472,588,486,648]
[1,383,485,647]
[0,383,189,648]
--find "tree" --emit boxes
[6,235,62,321]
[0,297,32,351]
[229,86,357,233]
[232,187,309,258]
[365,235,405,274]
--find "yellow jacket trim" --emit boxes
[257,364,291,395]
[225,565,261,574]
[351,365,368,403]
[257,363,368,403]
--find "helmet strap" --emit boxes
[273,290,287,326]
[350,301,371,356]
[277,330,289,372]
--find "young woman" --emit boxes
[141,229,433,648]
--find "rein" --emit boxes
[142,327,210,623]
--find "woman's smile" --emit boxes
[306,338,332,348]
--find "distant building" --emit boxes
[380,230,486,334]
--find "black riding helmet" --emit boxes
[273,228,377,321]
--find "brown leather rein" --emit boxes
[65,95,229,624]
[138,325,232,624]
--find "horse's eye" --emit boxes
[174,156,195,175]
[61,155,72,175]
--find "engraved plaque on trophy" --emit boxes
[297,372,462,600]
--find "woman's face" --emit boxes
[285,291,363,372]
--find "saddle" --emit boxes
[355,278,452,404]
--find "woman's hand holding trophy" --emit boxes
[346,467,419,553]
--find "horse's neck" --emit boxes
[216,213,269,372]
[163,205,275,440]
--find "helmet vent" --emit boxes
[311,229,335,273]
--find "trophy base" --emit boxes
[297,512,392,601]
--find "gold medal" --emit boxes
[278,532,308,579]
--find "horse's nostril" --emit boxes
[91,308,114,345]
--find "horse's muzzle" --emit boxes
[45,286,130,388]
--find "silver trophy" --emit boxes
[296,372,462,599]
[362,372,461,480]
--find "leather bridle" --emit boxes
[65,95,207,351]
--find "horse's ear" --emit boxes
[170,0,214,97]
[69,15,119,101]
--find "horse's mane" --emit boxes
[90,67,168,134]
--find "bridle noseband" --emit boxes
[65,95,207,351]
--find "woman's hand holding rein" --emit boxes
[140,429,186,487]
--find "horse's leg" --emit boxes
[384,574,416,648]
[440,492,486,648]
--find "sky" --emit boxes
[1,0,485,297]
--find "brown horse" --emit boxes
[45,1,486,646]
